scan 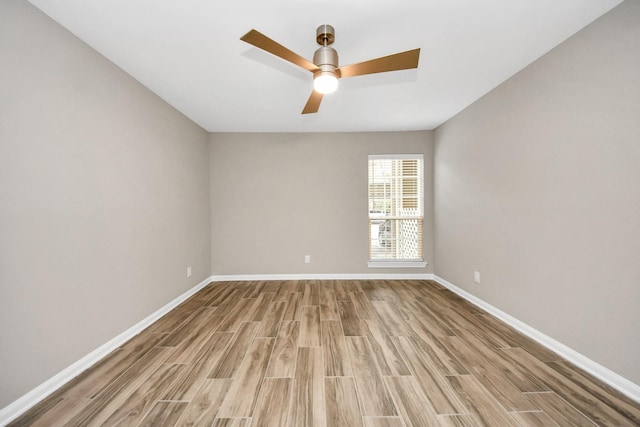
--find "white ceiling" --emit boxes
[29,0,622,133]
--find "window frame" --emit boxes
[367,154,427,268]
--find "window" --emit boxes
[368,154,426,267]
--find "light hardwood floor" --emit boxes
[10,280,640,426]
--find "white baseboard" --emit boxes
[210,273,434,281]
[0,276,213,426]
[432,275,640,404]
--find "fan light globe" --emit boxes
[313,72,338,94]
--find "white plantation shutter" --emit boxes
[368,154,424,263]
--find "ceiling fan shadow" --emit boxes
[241,48,309,83]
[340,68,419,91]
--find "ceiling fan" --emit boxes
[240,25,420,114]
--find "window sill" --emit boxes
[368,261,428,268]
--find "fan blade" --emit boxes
[241,29,319,72]
[338,48,420,78]
[302,90,323,114]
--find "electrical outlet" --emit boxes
[474,271,480,284]
[187,266,192,278]
[304,255,311,264]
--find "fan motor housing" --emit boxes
[313,46,338,68]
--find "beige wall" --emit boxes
[209,132,434,275]
[434,0,640,383]
[0,1,211,407]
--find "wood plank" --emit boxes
[11,397,90,427]
[448,375,520,426]
[325,377,364,427]
[174,378,233,427]
[476,313,561,362]
[344,280,362,293]
[371,300,410,336]
[362,319,411,376]
[299,305,321,347]
[204,285,238,308]
[350,291,376,320]
[393,336,467,415]
[166,314,226,364]
[319,282,340,320]
[437,414,483,426]
[262,280,281,293]
[502,347,639,425]
[360,280,384,301]
[244,280,267,298]
[453,327,548,393]
[218,338,275,417]
[368,280,402,302]
[289,347,326,427]
[451,308,515,349]
[208,322,259,379]
[338,299,364,336]
[441,335,538,411]
[440,291,484,314]
[217,298,255,332]
[94,363,185,426]
[251,378,293,427]
[333,280,350,301]
[524,392,597,427]
[510,411,560,426]
[159,307,215,347]
[190,282,218,302]
[265,320,300,378]
[273,281,296,302]
[302,280,320,306]
[449,311,514,350]
[61,334,164,399]
[256,301,286,338]
[425,305,469,333]
[384,376,440,426]
[248,292,275,321]
[163,332,234,401]
[362,417,405,427]
[64,347,173,425]
[176,289,211,311]
[321,320,352,377]
[391,280,424,302]
[548,360,640,423]
[212,418,250,427]
[407,328,469,376]
[147,306,199,334]
[282,292,304,321]
[209,288,245,316]
[138,401,188,427]
[120,328,169,351]
[402,298,455,337]
[346,336,397,417]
